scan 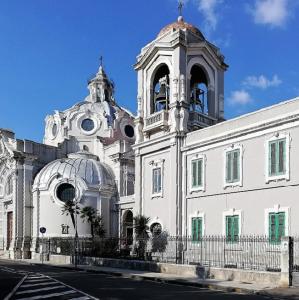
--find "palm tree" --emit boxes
[133,215,150,239]
[80,206,96,237]
[93,215,105,237]
[61,200,80,231]
[133,215,150,259]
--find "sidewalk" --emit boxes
[15,258,299,298]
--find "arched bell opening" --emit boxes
[122,210,133,245]
[189,65,209,115]
[151,64,170,113]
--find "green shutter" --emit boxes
[198,160,202,187]
[269,212,285,243]
[269,142,276,176]
[192,161,197,187]
[233,216,239,241]
[226,153,232,183]
[278,212,285,242]
[191,217,203,241]
[232,150,240,181]
[278,140,286,174]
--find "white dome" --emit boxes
[33,151,115,192]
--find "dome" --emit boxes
[33,151,115,191]
[157,16,204,39]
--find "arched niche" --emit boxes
[150,63,170,114]
[190,65,209,114]
[187,57,216,118]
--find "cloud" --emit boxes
[243,75,282,89]
[196,0,222,32]
[250,0,290,27]
[228,90,254,105]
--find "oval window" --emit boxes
[56,183,75,202]
[124,125,134,138]
[81,118,95,132]
[52,123,58,136]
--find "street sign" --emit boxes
[40,227,46,234]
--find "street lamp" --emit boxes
[60,159,79,269]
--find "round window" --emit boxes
[52,123,58,136]
[56,183,75,202]
[81,118,95,132]
[124,125,134,138]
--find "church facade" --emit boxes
[1,14,299,258]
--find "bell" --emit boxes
[154,84,167,103]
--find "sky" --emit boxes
[0,0,299,142]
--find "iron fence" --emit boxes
[0,235,283,272]
[293,236,299,272]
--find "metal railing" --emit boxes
[0,235,284,272]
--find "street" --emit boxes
[0,259,278,300]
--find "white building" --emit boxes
[0,14,299,258]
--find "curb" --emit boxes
[27,261,259,295]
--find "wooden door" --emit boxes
[7,212,13,250]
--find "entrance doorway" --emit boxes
[7,212,13,250]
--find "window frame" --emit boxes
[190,154,206,193]
[265,133,290,183]
[189,212,205,239]
[223,209,242,243]
[150,159,165,198]
[223,144,243,188]
[265,205,289,242]
[269,212,285,244]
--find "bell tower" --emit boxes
[134,12,228,143]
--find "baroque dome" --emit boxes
[33,151,115,191]
[157,16,204,39]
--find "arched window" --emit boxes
[190,65,209,114]
[152,64,170,113]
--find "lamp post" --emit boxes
[60,159,79,269]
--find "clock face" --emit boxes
[81,118,95,132]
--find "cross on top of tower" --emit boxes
[178,0,183,17]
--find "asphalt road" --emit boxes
[0,259,279,300]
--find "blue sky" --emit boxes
[0,0,298,142]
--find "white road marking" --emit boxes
[20,281,57,288]
[70,297,91,300]
[15,285,65,295]
[15,290,77,300]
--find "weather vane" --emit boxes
[178,0,184,16]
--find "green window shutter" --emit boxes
[226,216,232,241]
[192,161,197,188]
[269,213,277,243]
[269,142,277,176]
[233,150,240,181]
[278,140,286,174]
[198,218,202,239]
[158,168,161,192]
[192,218,196,241]
[198,160,203,187]
[226,152,232,183]
[278,212,285,242]
[233,216,239,241]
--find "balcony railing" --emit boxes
[188,111,217,128]
[144,110,169,133]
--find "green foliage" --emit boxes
[80,206,105,238]
[133,215,150,239]
[61,200,80,230]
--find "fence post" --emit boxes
[280,236,293,287]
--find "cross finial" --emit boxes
[178,0,183,17]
